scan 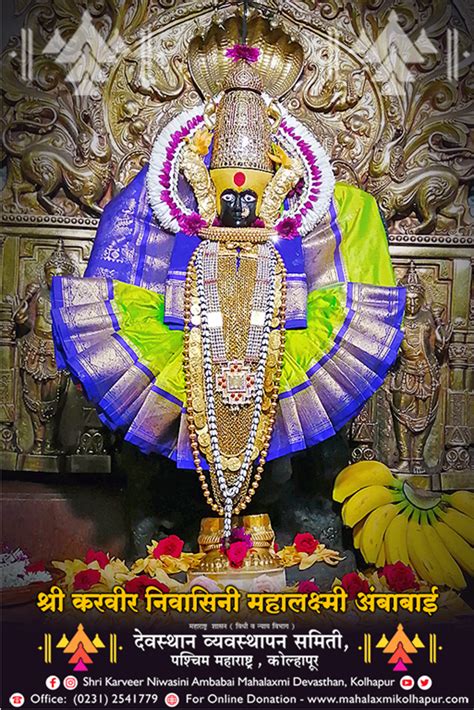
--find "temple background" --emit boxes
[1,0,472,559]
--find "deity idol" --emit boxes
[51,44,405,538]
[13,239,74,456]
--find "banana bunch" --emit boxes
[333,461,474,590]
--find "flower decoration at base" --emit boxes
[227,541,251,569]
[84,549,110,569]
[294,532,319,555]
[297,580,320,595]
[73,569,101,591]
[152,535,185,560]
[340,571,370,600]
[379,562,420,592]
[124,575,169,599]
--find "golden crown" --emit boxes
[188,14,304,99]
[44,239,76,275]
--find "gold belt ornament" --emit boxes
[198,225,275,244]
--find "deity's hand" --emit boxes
[7,294,29,324]
[435,322,453,349]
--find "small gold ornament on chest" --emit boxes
[216,360,256,410]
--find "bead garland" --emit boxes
[183,240,287,541]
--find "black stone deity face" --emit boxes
[219,189,258,228]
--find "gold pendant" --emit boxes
[216,359,256,410]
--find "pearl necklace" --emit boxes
[194,240,277,538]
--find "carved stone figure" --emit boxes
[389,262,452,473]
[11,240,75,455]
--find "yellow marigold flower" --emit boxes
[191,127,213,155]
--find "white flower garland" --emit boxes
[146,103,334,236]
[146,105,205,233]
[275,106,335,236]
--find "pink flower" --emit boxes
[252,217,266,227]
[294,532,319,555]
[73,569,101,591]
[225,44,260,63]
[251,575,281,593]
[275,215,302,240]
[124,576,169,599]
[84,549,109,569]
[153,535,184,559]
[226,541,249,568]
[287,178,305,199]
[188,576,221,593]
[221,527,253,553]
[178,212,208,235]
[379,562,419,592]
[341,572,370,600]
[298,580,320,594]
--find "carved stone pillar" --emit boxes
[0,299,19,470]
[443,339,472,480]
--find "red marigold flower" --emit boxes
[153,535,184,559]
[298,580,320,594]
[341,572,370,600]
[124,575,169,599]
[379,562,419,592]
[226,541,249,568]
[25,561,46,573]
[178,211,207,235]
[275,215,302,240]
[84,549,109,569]
[225,44,260,63]
[73,569,101,591]
[294,532,319,555]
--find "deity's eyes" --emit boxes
[221,193,235,203]
[242,193,256,204]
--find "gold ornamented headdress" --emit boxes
[148,14,333,236]
[399,261,425,294]
[181,51,303,225]
[44,239,76,275]
[209,59,274,212]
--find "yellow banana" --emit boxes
[375,541,386,568]
[422,522,466,590]
[353,519,365,549]
[385,508,410,566]
[406,516,438,585]
[447,491,474,519]
[437,508,474,546]
[360,502,402,564]
[433,520,474,577]
[341,485,398,528]
[333,461,397,503]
